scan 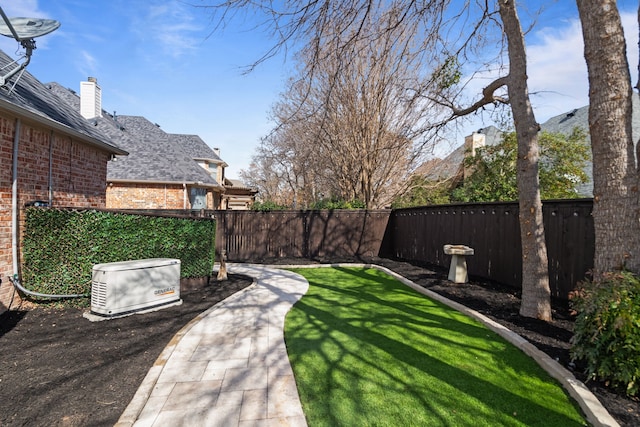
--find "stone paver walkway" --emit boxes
[117,264,309,427]
[117,262,619,427]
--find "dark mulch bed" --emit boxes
[0,258,638,426]
[0,274,253,427]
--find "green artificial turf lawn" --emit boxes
[284,267,587,427]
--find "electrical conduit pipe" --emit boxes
[10,118,87,299]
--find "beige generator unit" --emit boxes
[90,258,181,318]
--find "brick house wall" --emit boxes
[107,183,186,209]
[107,184,222,210]
[0,114,110,312]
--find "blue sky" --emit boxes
[0,1,638,177]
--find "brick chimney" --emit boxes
[80,77,102,119]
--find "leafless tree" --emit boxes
[247,7,440,209]
[435,1,551,320]
[239,146,293,206]
[499,2,550,319]
[206,0,552,319]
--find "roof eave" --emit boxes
[107,178,224,189]
[211,159,229,168]
[193,156,227,165]
[0,99,128,155]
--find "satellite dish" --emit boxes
[0,17,60,40]
[0,7,61,91]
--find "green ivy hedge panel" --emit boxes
[22,208,216,296]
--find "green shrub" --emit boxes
[570,270,640,396]
[309,198,365,209]
[251,200,288,211]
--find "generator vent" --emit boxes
[91,281,108,308]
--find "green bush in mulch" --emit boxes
[571,270,640,397]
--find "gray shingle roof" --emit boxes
[47,83,221,186]
[541,97,640,142]
[107,115,221,185]
[170,134,225,164]
[424,99,640,198]
[0,50,124,154]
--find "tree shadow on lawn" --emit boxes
[285,267,586,426]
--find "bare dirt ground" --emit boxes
[0,258,638,426]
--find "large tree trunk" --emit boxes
[576,0,640,274]
[499,1,551,320]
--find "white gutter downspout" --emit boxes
[11,118,21,275]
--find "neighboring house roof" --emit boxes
[422,99,640,197]
[419,125,502,182]
[47,83,221,188]
[539,98,640,196]
[224,178,258,193]
[0,50,125,155]
[539,100,640,138]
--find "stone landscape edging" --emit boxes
[274,263,618,427]
[116,263,619,427]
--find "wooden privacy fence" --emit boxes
[137,200,594,299]
[388,199,595,299]
[211,210,391,261]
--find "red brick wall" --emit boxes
[106,183,186,209]
[107,184,222,210]
[0,115,110,312]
